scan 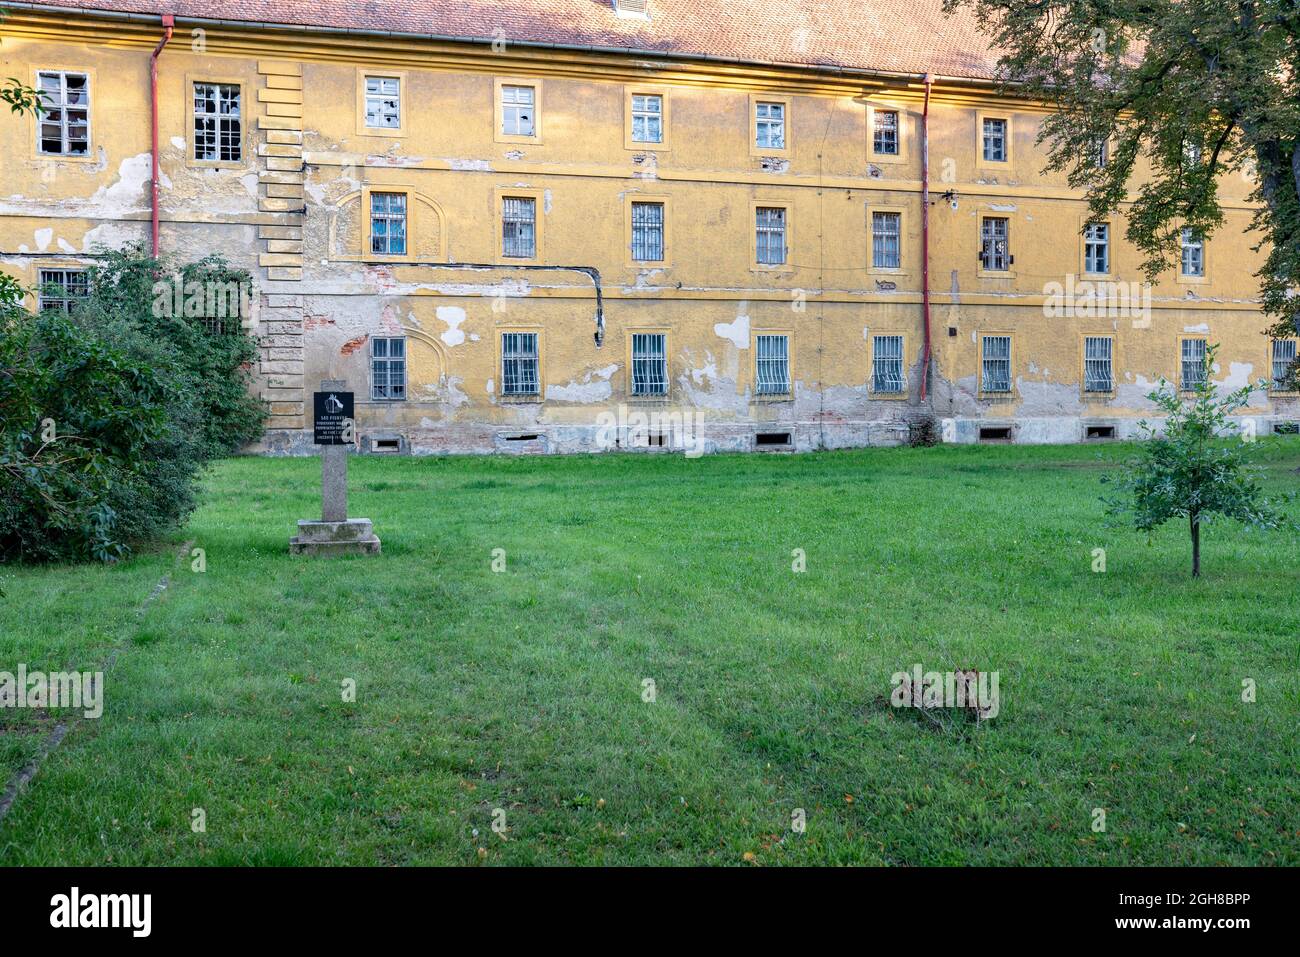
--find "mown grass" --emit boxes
[1,441,1298,865]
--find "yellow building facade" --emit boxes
[2,2,1297,454]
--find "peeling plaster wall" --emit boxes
[2,17,1294,458]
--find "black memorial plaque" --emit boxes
[313,391,354,446]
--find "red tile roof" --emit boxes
[16,0,1002,80]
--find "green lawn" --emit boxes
[2,441,1298,865]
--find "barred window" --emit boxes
[1181,338,1207,391]
[193,82,241,162]
[370,192,407,255]
[1272,339,1298,391]
[371,337,406,401]
[1084,222,1110,274]
[982,117,1007,162]
[37,269,88,313]
[873,109,899,155]
[1084,336,1113,393]
[872,211,901,269]
[755,334,790,396]
[1180,229,1204,277]
[632,333,668,396]
[872,335,904,393]
[502,197,537,258]
[755,101,785,150]
[980,217,1010,271]
[756,207,787,265]
[364,76,401,129]
[981,335,1012,393]
[631,94,662,144]
[502,332,540,396]
[631,202,664,262]
[501,85,536,136]
[37,71,90,156]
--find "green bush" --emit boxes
[0,247,266,563]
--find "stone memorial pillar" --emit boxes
[289,379,382,557]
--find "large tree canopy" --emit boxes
[945,0,1300,352]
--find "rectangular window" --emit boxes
[371,337,406,401]
[872,109,899,155]
[755,101,785,150]
[37,71,90,156]
[630,94,662,144]
[755,207,787,266]
[1084,336,1113,393]
[630,202,665,262]
[37,269,88,313]
[364,76,401,129]
[1271,339,1297,391]
[1181,338,1207,391]
[501,84,536,137]
[982,117,1007,162]
[369,192,407,256]
[980,217,1010,271]
[502,197,537,258]
[981,335,1012,393]
[1180,228,1204,277]
[1093,138,1109,169]
[871,211,901,269]
[193,82,241,162]
[755,334,790,396]
[631,333,668,396]
[872,335,904,393]
[502,332,540,396]
[1084,222,1110,274]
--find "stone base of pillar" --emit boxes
[289,519,382,557]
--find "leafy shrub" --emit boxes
[0,247,266,563]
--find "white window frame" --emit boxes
[369,192,407,256]
[501,84,536,137]
[755,206,787,266]
[1180,228,1205,277]
[981,335,1012,393]
[755,334,790,396]
[631,332,668,397]
[1271,339,1297,392]
[630,93,663,144]
[37,268,88,313]
[1084,222,1110,274]
[755,101,786,150]
[193,81,242,162]
[871,211,902,269]
[36,70,90,156]
[982,117,1007,163]
[872,335,905,393]
[1084,336,1114,394]
[502,197,537,259]
[1181,338,1208,391]
[371,336,407,401]
[364,76,401,130]
[501,332,540,396]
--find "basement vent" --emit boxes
[1274,421,1300,435]
[641,432,668,448]
[1085,425,1116,441]
[505,433,541,442]
[372,438,402,453]
[755,431,793,448]
[978,426,1012,443]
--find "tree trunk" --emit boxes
[1190,512,1201,578]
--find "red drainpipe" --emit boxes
[920,73,934,401]
[150,14,175,258]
